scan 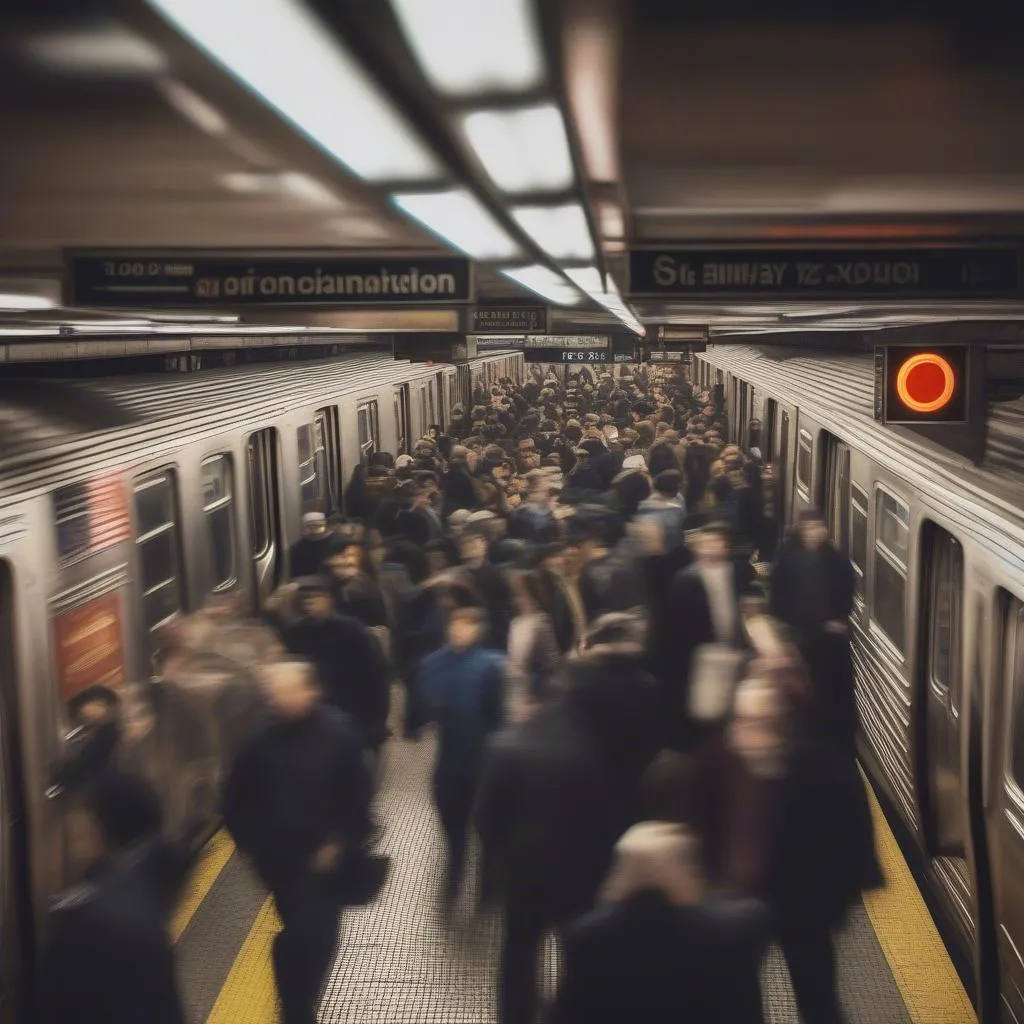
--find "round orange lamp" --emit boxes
[895,352,956,414]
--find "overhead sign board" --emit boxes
[470,305,547,334]
[474,336,527,351]
[67,252,473,307]
[523,335,610,349]
[525,348,613,363]
[628,246,1021,300]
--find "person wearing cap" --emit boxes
[289,512,335,579]
[549,751,769,1024]
[475,612,661,1024]
[283,578,390,755]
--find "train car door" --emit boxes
[393,385,410,456]
[994,595,1024,1023]
[0,561,26,1024]
[246,429,281,604]
[822,434,851,552]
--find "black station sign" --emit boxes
[470,305,547,334]
[66,253,474,307]
[627,247,1021,300]
[526,348,613,364]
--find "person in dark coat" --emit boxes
[324,541,390,629]
[288,512,336,578]
[442,447,481,514]
[416,606,505,898]
[38,771,196,1024]
[696,670,883,1024]
[549,751,768,1024]
[222,660,382,1024]
[658,520,755,748]
[457,521,515,652]
[769,508,854,647]
[283,578,390,752]
[475,614,663,1024]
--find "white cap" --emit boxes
[302,511,325,525]
[622,454,647,471]
[395,454,413,468]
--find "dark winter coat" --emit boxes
[549,892,768,1024]
[288,534,335,578]
[222,704,373,891]
[769,534,854,646]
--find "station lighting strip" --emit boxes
[143,0,643,335]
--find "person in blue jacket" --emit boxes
[416,604,505,900]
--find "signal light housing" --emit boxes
[880,345,968,424]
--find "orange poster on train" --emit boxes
[54,593,126,703]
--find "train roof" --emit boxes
[701,343,1024,564]
[0,348,512,504]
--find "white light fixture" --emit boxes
[392,189,521,260]
[145,0,441,182]
[564,266,645,336]
[511,204,595,261]
[462,105,574,194]
[0,293,58,311]
[328,216,392,242]
[500,265,583,306]
[158,78,228,135]
[389,0,544,96]
[23,22,168,76]
[220,171,344,207]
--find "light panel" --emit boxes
[219,171,344,207]
[500,265,584,307]
[0,294,57,311]
[389,0,544,96]
[511,204,595,261]
[159,78,228,135]
[462,105,574,194]
[146,0,441,182]
[24,23,168,75]
[564,266,645,336]
[393,190,521,260]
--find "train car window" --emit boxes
[1005,600,1024,792]
[247,431,273,558]
[133,471,184,631]
[296,424,326,514]
[851,484,869,604]
[357,401,379,464]
[872,488,910,653]
[201,456,236,592]
[393,387,410,455]
[928,528,963,707]
[796,430,813,495]
[314,408,340,514]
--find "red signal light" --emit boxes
[895,352,956,414]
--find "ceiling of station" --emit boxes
[3,2,1024,338]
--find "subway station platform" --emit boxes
[172,720,977,1024]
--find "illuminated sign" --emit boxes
[880,346,968,424]
[470,306,547,334]
[67,252,473,307]
[525,348,612,363]
[628,247,1021,299]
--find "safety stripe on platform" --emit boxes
[171,830,235,944]
[206,896,282,1024]
[862,776,977,1024]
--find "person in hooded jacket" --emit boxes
[38,771,197,1024]
[475,614,662,1024]
[289,512,337,579]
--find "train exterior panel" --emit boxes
[695,342,1024,1023]
[0,347,522,1018]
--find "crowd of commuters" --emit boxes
[38,361,882,1024]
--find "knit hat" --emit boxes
[622,454,647,471]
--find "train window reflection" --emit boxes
[851,484,868,604]
[358,401,379,465]
[201,456,236,592]
[133,471,183,631]
[1007,601,1024,793]
[796,430,813,495]
[929,528,963,701]
[872,487,909,654]
[297,423,325,514]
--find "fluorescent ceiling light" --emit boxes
[500,265,583,307]
[328,217,392,242]
[392,189,520,260]
[145,0,441,182]
[0,294,58,311]
[389,0,544,96]
[158,78,228,135]
[220,171,344,206]
[462,105,574,194]
[511,204,594,261]
[563,266,644,336]
[24,22,167,76]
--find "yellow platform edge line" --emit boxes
[860,769,976,1024]
[207,894,283,1024]
[170,829,236,945]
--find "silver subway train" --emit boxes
[695,341,1024,1024]
[0,346,524,1019]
